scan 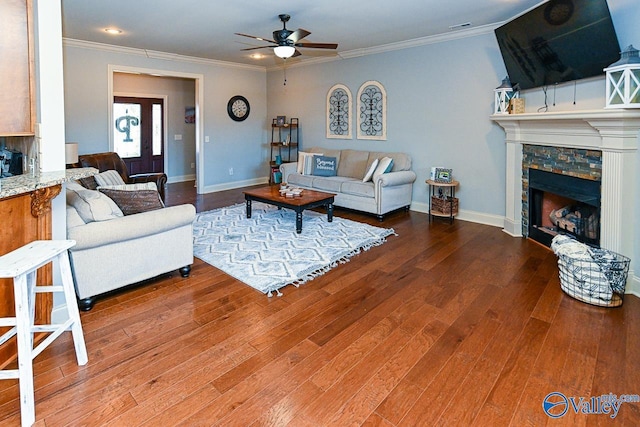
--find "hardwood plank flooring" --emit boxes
[1,180,638,426]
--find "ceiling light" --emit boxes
[104,28,122,35]
[250,53,265,59]
[274,45,295,59]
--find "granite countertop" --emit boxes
[0,167,98,200]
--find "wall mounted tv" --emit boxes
[494,0,620,90]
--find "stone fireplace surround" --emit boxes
[522,145,602,241]
[492,109,640,295]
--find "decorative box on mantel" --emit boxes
[490,110,640,287]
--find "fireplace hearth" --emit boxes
[528,169,600,247]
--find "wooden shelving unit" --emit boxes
[269,118,299,184]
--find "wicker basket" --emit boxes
[556,248,629,307]
[431,196,459,215]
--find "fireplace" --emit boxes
[492,109,639,295]
[527,169,600,247]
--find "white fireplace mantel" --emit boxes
[491,109,640,261]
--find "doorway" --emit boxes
[113,96,164,174]
[108,65,204,194]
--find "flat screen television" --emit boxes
[494,0,620,90]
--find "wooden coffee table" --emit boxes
[244,186,336,234]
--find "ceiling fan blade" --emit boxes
[292,49,302,58]
[240,45,275,51]
[235,32,277,44]
[295,42,338,50]
[287,28,311,43]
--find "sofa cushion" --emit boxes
[368,151,412,172]
[311,176,352,193]
[341,180,375,198]
[337,149,370,179]
[308,147,342,168]
[94,169,126,186]
[66,181,124,222]
[98,188,164,215]
[287,173,315,188]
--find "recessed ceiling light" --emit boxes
[104,28,123,35]
[250,53,265,59]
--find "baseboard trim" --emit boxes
[627,272,639,297]
[51,303,69,324]
[202,177,269,193]
[167,174,196,184]
[410,201,504,228]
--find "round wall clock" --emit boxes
[227,95,250,121]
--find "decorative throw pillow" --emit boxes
[98,188,164,215]
[97,182,158,192]
[297,152,311,174]
[312,156,337,177]
[66,181,124,223]
[94,170,126,187]
[362,158,379,182]
[372,157,394,182]
[77,176,98,190]
[297,152,323,175]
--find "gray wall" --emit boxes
[267,32,509,222]
[113,73,196,182]
[63,45,268,188]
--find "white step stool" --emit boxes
[0,240,88,427]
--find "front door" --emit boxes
[113,96,164,174]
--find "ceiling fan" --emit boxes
[236,14,338,59]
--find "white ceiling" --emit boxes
[61,0,545,67]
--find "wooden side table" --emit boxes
[426,179,459,223]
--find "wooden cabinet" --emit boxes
[0,185,60,366]
[0,0,35,136]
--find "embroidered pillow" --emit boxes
[94,170,126,187]
[362,158,379,182]
[312,156,337,177]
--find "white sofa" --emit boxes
[280,147,416,219]
[65,181,195,310]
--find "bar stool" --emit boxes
[0,240,88,427]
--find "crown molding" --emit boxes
[339,22,499,59]
[62,38,266,72]
[64,22,499,73]
[265,22,500,71]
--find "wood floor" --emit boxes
[1,181,638,426]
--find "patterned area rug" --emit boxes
[193,202,395,296]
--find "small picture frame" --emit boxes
[276,116,286,126]
[434,168,453,183]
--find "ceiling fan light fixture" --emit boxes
[274,45,295,59]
